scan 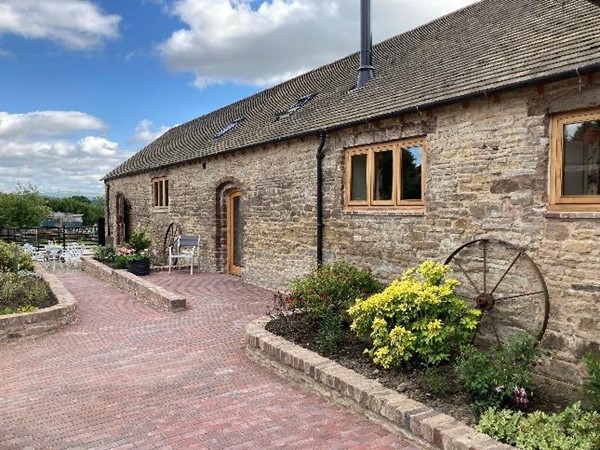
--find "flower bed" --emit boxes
[0,240,76,340]
[260,261,599,450]
[0,270,57,315]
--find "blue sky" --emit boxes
[0,0,475,197]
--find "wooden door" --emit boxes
[227,190,243,275]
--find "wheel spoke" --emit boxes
[447,239,549,346]
[495,290,544,301]
[455,260,481,295]
[490,251,523,296]
[483,240,488,293]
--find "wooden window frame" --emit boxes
[346,147,370,207]
[371,145,396,207]
[152,177,169,208]
[344,137,427,211]
[549,108,600,212]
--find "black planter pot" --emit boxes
[127,258,150,276]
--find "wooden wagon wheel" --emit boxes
[444,238,549,346]
[162,223,182,265]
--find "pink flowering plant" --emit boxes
[117,246,135,257]
[455,332,541,414]
[121,230,153,262]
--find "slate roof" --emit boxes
[105,0,600,180]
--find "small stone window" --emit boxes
[152,177,169,208]
[345,138,426,210]
[550,108,600,211]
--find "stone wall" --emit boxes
[81,258,186,312]
[106,73,600,383]
[106,136,320,290]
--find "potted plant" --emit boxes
[126,252,151,276]
[122,230,152,276]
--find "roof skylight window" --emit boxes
[214,117,244,139]
[277,93,316,120]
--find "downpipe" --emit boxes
[316,132,327,266]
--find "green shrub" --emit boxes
[348,261,480,368]
[583,352,600,411]
[0,271,55,311]
[455,332,540,413]
[477,407,522,446]
[0,241,34,272]
[424,366,453,396]
[290,260,382,316]
[127,230,152,253]
[1,307,14,315]
[316,308,344,355]
[289,261,382,354]
[94,245,116,262]
[477,403,600,450]
[115,255,129,269]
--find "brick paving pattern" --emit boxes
[0,271,422,449]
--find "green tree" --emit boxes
[45,195,104,226]
[0,185,51,228]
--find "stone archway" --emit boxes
[115,193,132,247]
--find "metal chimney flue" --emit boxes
[357,0,374,88]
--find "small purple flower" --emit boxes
[513,386,530,408]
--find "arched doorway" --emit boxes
[115,192,126,246]
[215,178,245,274]
[227,189,243,275]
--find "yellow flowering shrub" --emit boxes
[348,261,481,368]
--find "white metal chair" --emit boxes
[32,250,46,264]
[45,246,63,270]
[22,243,36,255]
[168,235,200,275]
[64,243,84,268]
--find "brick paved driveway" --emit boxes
[0,271,422,449]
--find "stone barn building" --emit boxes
[104,0,600,385]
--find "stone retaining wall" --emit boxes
[0,271,77,341]
[82,257,186,312]
[246,317,514,450]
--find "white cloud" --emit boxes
[129,119,172,146]
[77,136,119,156]
[0,0,120,50]
[0,111,105,139]
[0,111,133,196]
[158,0,477,88]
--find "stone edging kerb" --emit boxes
[246,317,515,450]
[0,271,77,341]
[81,257,186,312]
